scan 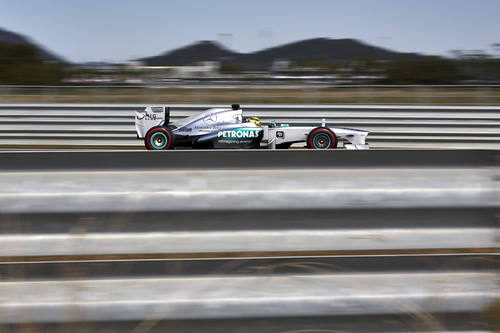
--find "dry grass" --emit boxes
[2,87,500,104]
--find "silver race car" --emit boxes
[136,104,369,150]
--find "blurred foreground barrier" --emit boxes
[0,150,498,331]
[1,103,500,149]
[0,150,497,255]
[0,255,498,331]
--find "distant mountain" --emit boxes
[138,38,424,70]
[234,38,423,70]
[0,27,65,62]
[139,41,238,66]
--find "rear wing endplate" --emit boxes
[135,106,170,138]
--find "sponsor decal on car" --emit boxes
[136,113,160,121]
[217,129,261,139]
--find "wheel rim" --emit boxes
[150,132,168,149]
[312,132,332,149]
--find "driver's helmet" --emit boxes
[247,116,262,127]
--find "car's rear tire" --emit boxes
[307,128,337,150]
[145,126,174,150]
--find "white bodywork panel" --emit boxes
[135,106,165,138]
[269,125,369,149]
[173,108,243,136]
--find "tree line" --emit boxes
[0,42,67,84]
[1,41,499,85]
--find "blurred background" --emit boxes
[0,0,499,104]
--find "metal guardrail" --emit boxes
[0,103,500,149]
[0,150,498,330]
[1,256,498,330]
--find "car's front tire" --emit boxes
[145,126,175,150]
[307,127,337,149]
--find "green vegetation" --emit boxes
[383,56,464,84]
[0,42,67,84]
[219,63,245,74]
[447,47,500,82]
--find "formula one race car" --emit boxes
[135,104,369,150]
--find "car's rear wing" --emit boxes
[135,106,169,138]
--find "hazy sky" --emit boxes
[1,0,499,62]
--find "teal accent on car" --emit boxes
[312,132,331,149]
[150,132,168,149]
